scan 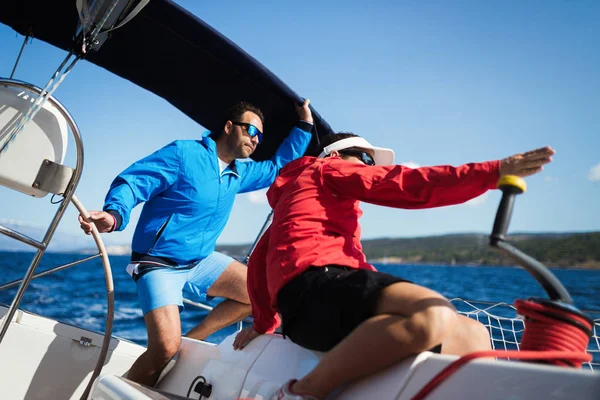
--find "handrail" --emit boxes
[0,224,45,250]
[0,78,84,343]
[0,78,117,400]
[0,253,251,330]
[0,254,102,292]
[71,195,115,400]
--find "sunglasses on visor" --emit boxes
[232,122,263,144]
[338,149,376,166]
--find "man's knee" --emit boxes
[143,305,182,364]
[148,336,181,364]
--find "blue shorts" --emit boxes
[132,252,235,315]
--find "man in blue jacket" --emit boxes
[79,100,313,385]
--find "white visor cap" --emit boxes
[318,137,395,166]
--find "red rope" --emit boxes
[515,299,592,367]
[410,299,593,400]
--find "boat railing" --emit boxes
[0,78,86,343]
[182,298,252,331]
[0,77,117,399]
[450,298,600,371]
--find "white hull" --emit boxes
[0,305,143,399]
[2,304,599,400]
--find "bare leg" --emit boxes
[441,314,492,355]
[127,305,181,387]
[291,282,464,399]
[205,261,250,303]
[186,261,251,340]
[185,298,251,340]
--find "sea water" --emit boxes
[0,251,598,349]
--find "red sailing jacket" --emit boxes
[248,156,501,334]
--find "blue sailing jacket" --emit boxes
[103,125,312,265]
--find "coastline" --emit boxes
[368,257,600,270]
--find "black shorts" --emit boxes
[277,266,409,352]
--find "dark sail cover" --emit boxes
[1,0,333,160]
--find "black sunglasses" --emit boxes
[232,122,263,144]
[338,149,376,166]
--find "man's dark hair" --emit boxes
[213,101,265,139]
[225,101,265,125]
[312,132,360,156]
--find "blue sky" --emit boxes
[1,0,599,248]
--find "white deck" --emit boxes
[152,334,600,400]
[2,304,599,400]
[0,306,144,399]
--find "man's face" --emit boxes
[225,111,264,159]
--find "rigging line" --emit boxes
[76,0,93,39]
[86,0,122,48]
[2,0,124,154]
[100,0,150,34]
[0,52,79,156]
[244,211,273,264]
[9,29,32,79]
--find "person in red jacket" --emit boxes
[234,132,555,400]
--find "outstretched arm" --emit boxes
[101,141,181,231]
[78,142,180,235]
[323,146,554,209]
[238,100,314,193]
[499,146,555,177]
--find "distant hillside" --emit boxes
[216,232,600,269]
[0,220,90,253]
[8,228,595,269]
